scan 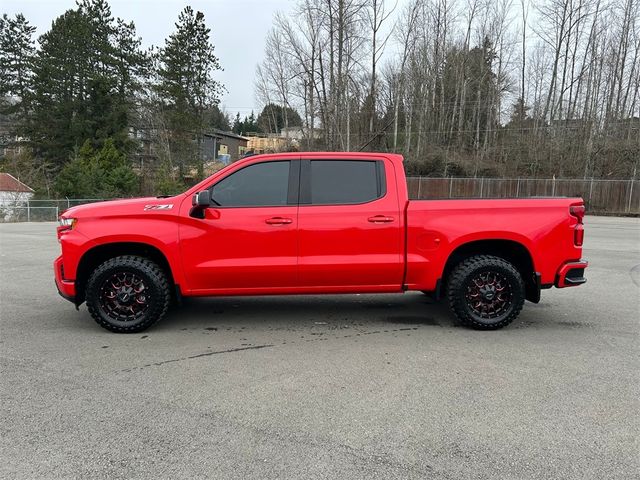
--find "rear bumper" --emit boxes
[555,260,588,288]
[54,255,76,303]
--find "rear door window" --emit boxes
[306,160,385,205]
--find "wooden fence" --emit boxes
[406,177,640,215]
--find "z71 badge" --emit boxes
[144,204,173,211]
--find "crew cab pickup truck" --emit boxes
[55,152,588,333]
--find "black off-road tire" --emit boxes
[447,255,525,330]
[85,255,170,333]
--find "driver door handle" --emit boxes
[265,217,293,225]
[368,215,395,223]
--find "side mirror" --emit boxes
[190,191,211,219]
[192,190,211,207]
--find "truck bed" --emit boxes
[404,198,584,291]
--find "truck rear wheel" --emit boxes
[85,255,170,333]
[447,255,525,330]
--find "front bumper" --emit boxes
[555,260,588,288]
[54,255,76,303]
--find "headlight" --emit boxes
[58,217,77,230]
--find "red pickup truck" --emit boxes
[55,152,587,333]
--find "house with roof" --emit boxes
[0,173,34,221]
[201,129,249,164]
[132,127,249,170]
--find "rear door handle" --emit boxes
[265,217,293,225]
[368,215,395,223]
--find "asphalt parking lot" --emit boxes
[1,216,638,479]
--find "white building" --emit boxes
[0,173,34,221]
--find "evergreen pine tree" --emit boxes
[28,0,146,167]
[156,6,222,178]
[0,13,36,126]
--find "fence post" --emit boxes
[66,196,70,209]
[479,178,484,198]
[516,178,520,197]
[449,177,453,198]
[589,178,594,202]
[628,179,634,213]
[552,176,556,196]
[417,176,422,199]
[56,206,59,221]
[27,200,30,222]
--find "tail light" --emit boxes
[570,205,585,223]
[570,204,585,246]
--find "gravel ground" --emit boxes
[1,216,638,479]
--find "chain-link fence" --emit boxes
[0,199,106,222]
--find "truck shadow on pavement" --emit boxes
[158,293,453,331]
[151,293,593,333]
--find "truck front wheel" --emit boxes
[447,255,525,330]
[85,255,170,333]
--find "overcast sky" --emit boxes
[2,0,298,118]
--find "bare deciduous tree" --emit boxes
[254,0,639,178]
